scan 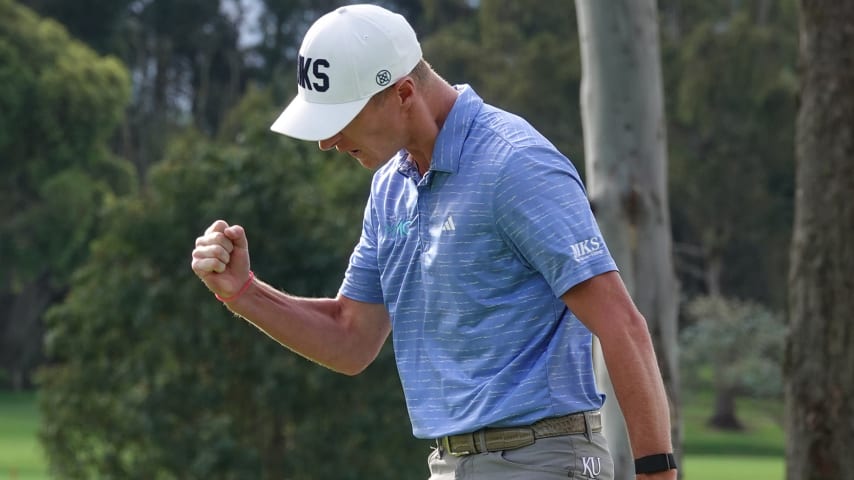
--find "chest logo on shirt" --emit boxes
[385,219,413,238]
[570,236,604,262]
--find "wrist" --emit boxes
[635,453,677,475]
[215,270,255,303]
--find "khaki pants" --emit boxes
[427,432,613,479]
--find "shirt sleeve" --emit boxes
[339,193,385,304]
[493,145,618,298]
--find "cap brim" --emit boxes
[270,94,370,142]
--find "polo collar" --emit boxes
[394,85,482,180]
[429,84,482,174]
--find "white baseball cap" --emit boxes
[270,4,422,141]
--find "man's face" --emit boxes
[318,84,407,170]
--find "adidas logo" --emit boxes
[441,215,456,232]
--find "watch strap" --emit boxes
[635,453,677,474]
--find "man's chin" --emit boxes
[357,156,394,171]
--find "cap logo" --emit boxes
[298,55,330,92]
[376,69,392,86]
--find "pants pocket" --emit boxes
[493,436,576,477]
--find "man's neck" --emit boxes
[406,79,460,175]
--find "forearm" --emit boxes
[598,315,676,479]
[222,277,389,375]
[599,316,673,457]
[561,272,676,478]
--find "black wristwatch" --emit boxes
[634,453,678,474]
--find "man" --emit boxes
[191,4,676,479]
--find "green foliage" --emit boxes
[0,0,134,389]
[422,0,583,163]
[681,295,786,398]
[39,88,425,479]
[0,0,132,286]
[664,8,797,306]
[21,0,255,177]
[18,0,133,53]
[0,1,129,166]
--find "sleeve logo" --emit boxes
[570,236,605,262]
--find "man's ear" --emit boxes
[395,77,416,108]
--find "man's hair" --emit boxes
[410,59,432,82]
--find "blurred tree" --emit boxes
[21,0,247,179]
[0,0,133,389]
[421,0,583,164]
[40,87,426,479]
[20,0,427,182]
[118,0,245,177]
[574,0,681,477]
[19,0,134,52]
[418,0,473,32]
[785,0,854,478]
[663,3,798,308]
[658,0,797,43]
[681,295,785,430]
[253,0,345,88]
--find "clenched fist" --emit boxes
[191,220,252,299]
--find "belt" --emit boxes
[438,410,602,456]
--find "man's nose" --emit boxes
[318,133,342,151]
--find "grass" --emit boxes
[684,455,784,480]
[679,391,785,479]
[0,389,784,480]
[0,392,49,480]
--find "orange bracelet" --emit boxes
[215,271,255,303]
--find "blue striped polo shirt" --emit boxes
[339,85,617,439]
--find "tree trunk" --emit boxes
[704,252,723,297]
[575,1,682,478]
[786,1,854,479]
[0,272,54,390]
[707,386,743,431]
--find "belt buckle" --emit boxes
[440,436,453,455]
[441,435,472,456]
